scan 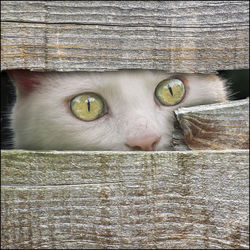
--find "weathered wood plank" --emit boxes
[1,150,249,249]
[173,98,249,150]
[2,1,249,27]
[1,1,249,72]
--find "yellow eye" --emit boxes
[70,93,106,121]
[155,78,185,106]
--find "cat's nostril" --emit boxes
[126,134,160,151]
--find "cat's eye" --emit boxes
[155,78,185,106]
[70,93,106,121]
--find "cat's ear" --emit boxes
[7,69,45,95]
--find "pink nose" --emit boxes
[126,134,160,151]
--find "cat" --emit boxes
[7,69,228,151]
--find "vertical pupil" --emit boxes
[168,84,173,96]
[87,99,90,112]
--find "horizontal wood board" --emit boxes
[1,150,249,249]
[173,98,249,150]
[1,1,249,72]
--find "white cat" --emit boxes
[8,70,228,151]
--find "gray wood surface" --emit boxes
[173,98,249,150]
[1,1,249,73]
[1,150,249,249]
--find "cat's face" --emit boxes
[9,70,227,150]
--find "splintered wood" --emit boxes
[173,98,249,150]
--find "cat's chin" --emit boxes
[114,143,174,151]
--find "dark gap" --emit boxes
[218,69,249,100]
[1,71,16,149]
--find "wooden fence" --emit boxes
[1,1,249,249]
[1,1,249,73]
[1,149,249,249]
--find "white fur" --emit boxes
[11,70,228,150]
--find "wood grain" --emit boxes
[1,150,249,249]
[173,98,249,150]
[1,1,249,73]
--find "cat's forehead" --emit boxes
[39,70,225,103]
[44,70,171,89]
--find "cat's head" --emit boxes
[8,69,228,150]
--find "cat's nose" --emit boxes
[126,134,160,151]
